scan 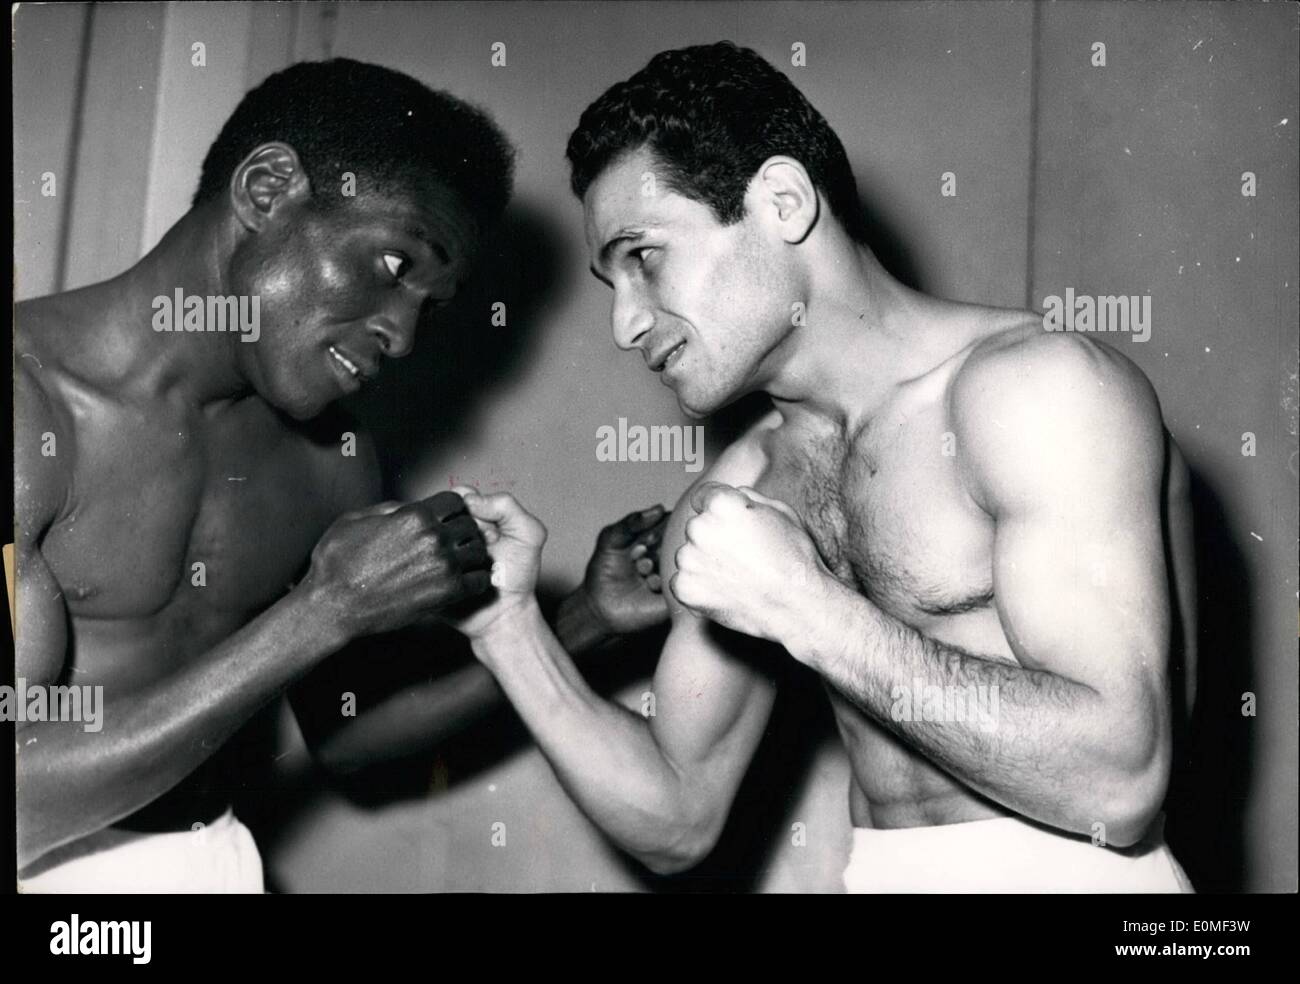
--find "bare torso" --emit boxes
[729,310,1194,829]
[17,289,374,829]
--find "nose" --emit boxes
[367,309,417,360]
[611,285,654,352]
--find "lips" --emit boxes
[649,340,686,373]
[328,345,377,389]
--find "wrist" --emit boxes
[782,572,863,670]
[289,574,355,652]
[469,596,544,665]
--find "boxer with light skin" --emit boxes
[15,59,668,889]
[453,42,1197,891]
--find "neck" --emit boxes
[91,202,253,409]
[762,234,955,434]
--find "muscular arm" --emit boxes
[787,338,1174,846]
[15,372,352,867]
[467,469,780,875]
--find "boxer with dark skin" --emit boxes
[449,44,1197,884]
[14,60,668,873]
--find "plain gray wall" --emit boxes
[12,0,1297,892]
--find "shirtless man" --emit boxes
[449,42,1196,892]
[15,59,668,892]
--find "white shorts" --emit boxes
[843,813,1194,893]
[18,809,265,894]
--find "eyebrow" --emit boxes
[591,228,646,279]
[405,224,451,262]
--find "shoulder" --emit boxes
[15,359,75,537]
[949,324,1166,510]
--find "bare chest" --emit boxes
[754,413,995,622]
[41,400,339,627]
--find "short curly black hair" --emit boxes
[566,41,866,241]
[195,58,515,227]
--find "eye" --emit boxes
[630,246,659,267]
[382,252,410,280]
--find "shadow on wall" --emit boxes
[341,201,575,493]
[1165,469,1254,893]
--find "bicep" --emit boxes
[991,499,1170,704]
[959,338,1172,711]
[648,490,779,802]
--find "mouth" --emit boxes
[649,340,687,373]
[328,345,377,390]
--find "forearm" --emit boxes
[789,581,1149,838]
[470,600,701,872]
[305,591,615,773]
[309,660,503,774]
[17,584,348,866]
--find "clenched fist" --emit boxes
[581,505,670,635]
[447,487,549,639]
[303,491,492,639]
[672,482,835,643]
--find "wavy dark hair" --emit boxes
[567,41,866,241]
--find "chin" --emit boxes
[673,385,715,419]
[263,382,331,422]
[281,403,323,423]
[675,375,745,420]
[676,397,710,421]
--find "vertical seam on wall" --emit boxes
[1024,0,1042,311]
[139,3,177,260]
[287,3,301,64]
[321,4,338,59]
[54,3,94,293]
[285,3,299,68]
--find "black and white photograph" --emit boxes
[8,0,1297,932]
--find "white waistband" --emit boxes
[19,808,264,894]
[844,814,1193,893]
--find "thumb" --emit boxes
[689,481,738,516]
[464,492,547,547]
[735,486,802,524]
[451,486,500,543]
